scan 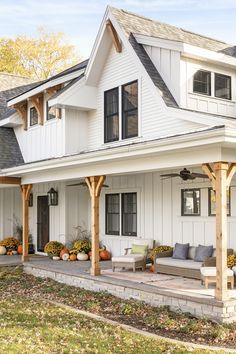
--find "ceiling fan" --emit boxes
[67,182,109,188]
[160,168,208,181]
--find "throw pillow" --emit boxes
[194,245,213,262]
[172,243,189,260]
[131,244,148,255]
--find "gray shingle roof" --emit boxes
[0,73,34,91]
[0,82,40,120]
[110,7,236,57]
[129,34,177,108]
[0,127,24,169]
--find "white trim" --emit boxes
[7,69,85,106]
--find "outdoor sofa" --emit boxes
[154,246,234,280]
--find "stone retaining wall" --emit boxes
[24,265,236,323]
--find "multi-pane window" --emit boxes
[106,194,120,235]
[208,188,231,216]
[122,81,138,139]
[215,73,231,100]
[29,107,38,126]
[193,70,211,96]
[105,192,137,236]
[104,88,119,142]
[47,102,62,120]
[104,81,138,143]
[181,189,200,216]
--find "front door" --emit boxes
[37,196,49,252]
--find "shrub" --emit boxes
[44,241,64,257]
[227,254,236,268]
[150,245,173,261]
[0,237,20,251]
[73,239,91,254]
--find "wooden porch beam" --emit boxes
[202,163,216,190]
[85,175,106,276]
[29,94,44,125]
[14,103,28,130]
[0,177,21,185]
[21,184,32,262]
[106,20,122,53]
[45,84,62,97]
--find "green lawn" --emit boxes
[0,267,233,353]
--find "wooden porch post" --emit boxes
[85,176,106,276]
[202,162,236,301]
[21,184,32,262]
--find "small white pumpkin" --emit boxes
[62,253,69,261]
[77,252,89,261]
[52,256,60,261]
[12,251,18,255]
[0,246,6,255]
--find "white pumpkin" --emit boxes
[0,246,6,255]
[62,253,69,261]
[12,251,18,255]
[77,252,89,261]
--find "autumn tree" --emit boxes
[0,27,80,80]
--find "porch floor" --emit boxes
[19,256,236,301]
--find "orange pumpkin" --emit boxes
[100,249,111,261]
[149,264,155,273]
[17,244,23,255]
[60,248,69,259]
[69,254,77,261]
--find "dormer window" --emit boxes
[193,70,211,96]
[29,107,38,126]
[215,73,231,100]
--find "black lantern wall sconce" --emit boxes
[47,188,58,206]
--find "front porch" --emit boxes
[15,256,236,323]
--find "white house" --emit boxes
[1,6,236,302]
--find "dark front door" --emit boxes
[37,196,49,252]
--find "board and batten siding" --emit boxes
[143,45,181,105]
[14,96,66,163]
[0,187,21,240]
[96,172,236,256]
[180,57,236,117]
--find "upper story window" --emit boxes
[215,73,231,100]
[193,70,211,96]
[193,70,232,100]
[104,88,119,142]
[29,107,38,126]
[47,102,62,120]
[122,81,138,139]
[104,80,138,143]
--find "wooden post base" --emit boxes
[90,267,101,276]
[22,255,30,262]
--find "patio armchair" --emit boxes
[112,239,154,272]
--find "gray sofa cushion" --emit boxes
[194,245,213,262]
[156,257,202,270]
[172,243,189,260]
[188,246,196,260]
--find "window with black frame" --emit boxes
[122,193,137,236]
[208,188,231,216]
[181,189,200,216]
[47,101,62,120]
[193,70,211,96]
[122,81,138,139]
[105,192,137,236]
[215,73,231,100]
[29,107,38,126]
[105,194,120,235]
[104,87,119,142]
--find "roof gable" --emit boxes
[0,127,24,168]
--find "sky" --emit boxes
[0,0,235,59]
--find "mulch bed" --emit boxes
[0,266,236,349]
